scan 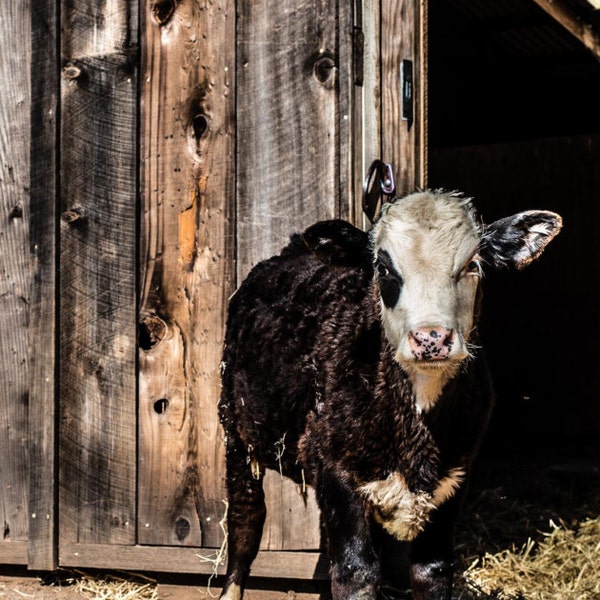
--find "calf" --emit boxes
[218,190,562,600]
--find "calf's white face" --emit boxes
[372,192,483,410]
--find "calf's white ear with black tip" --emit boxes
[481,210,563,270]
[303,219,370,267]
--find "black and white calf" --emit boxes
[218,190,562,600]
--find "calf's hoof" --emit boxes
[409,561,453,600]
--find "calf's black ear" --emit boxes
[303,219,370,267]
[481,210,563,270]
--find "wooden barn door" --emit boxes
[0,0,427,574]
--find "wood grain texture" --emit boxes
[28,0,59,571]
[0,542,28,564]
[236,0,350,278]
[381,0,427,196]
[0,0,31,548]
[356,0,382,229]
[58,0,138,546]
[138,0,235,549]
[236,0,355,551]
[59,543,329,579]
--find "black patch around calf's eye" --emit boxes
[380,278,402,308]
[376,249,403,308]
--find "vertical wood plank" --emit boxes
[381,0,427,195]
[138,0,235,549]
[355,0,382,228]
[59,0,138,547]
[28,0,59,570]
[339,1,354,222]
[236,0,347,278]
[236,0,353,550]
[0,0,31,554]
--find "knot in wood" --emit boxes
[313,55,337,87]
[192,114,209,140]
[153,398,169,414]
[62,63,82,80]
[139,314,168,350]
[151,0,177,26]
[9,204,23,220]
[175,517,191,542]
[61,205,85,224]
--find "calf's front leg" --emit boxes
[408,494,462,600]
[317,468,380,600]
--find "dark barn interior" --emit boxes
[428,0,600,462]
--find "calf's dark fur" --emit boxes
[218,191,562,600]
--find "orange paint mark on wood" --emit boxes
[178,185,200,268]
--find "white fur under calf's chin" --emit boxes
[400,361,459,413]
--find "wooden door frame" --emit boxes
[353,0,428,229]
[381,0,428,198]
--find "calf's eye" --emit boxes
[377,263,389,277]
[464,256,481,276]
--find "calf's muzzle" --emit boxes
[409,327,454,361]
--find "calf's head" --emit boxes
[304,191,562,411]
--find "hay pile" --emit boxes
[461,517,600,599]
[452,457,600,600]
[73,571,158,600]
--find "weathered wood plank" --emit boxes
[236,0,354,552]
[0,542,28,564]
[58,0,138,546]
[158,583,324,600]
[381,0,427,195]
[138,0,235,549]
[28,0,59,571]
[355,0,382,229]
[236,0,349,278]
[0,0,31,551]
[338,1,354,222]
[59,544,329,579]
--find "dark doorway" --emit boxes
[428,0,600,460]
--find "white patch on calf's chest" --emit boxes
[359,473,435,541]
[359,467,466,542]
[433,467,465,505]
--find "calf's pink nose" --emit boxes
[409,327,454,360]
